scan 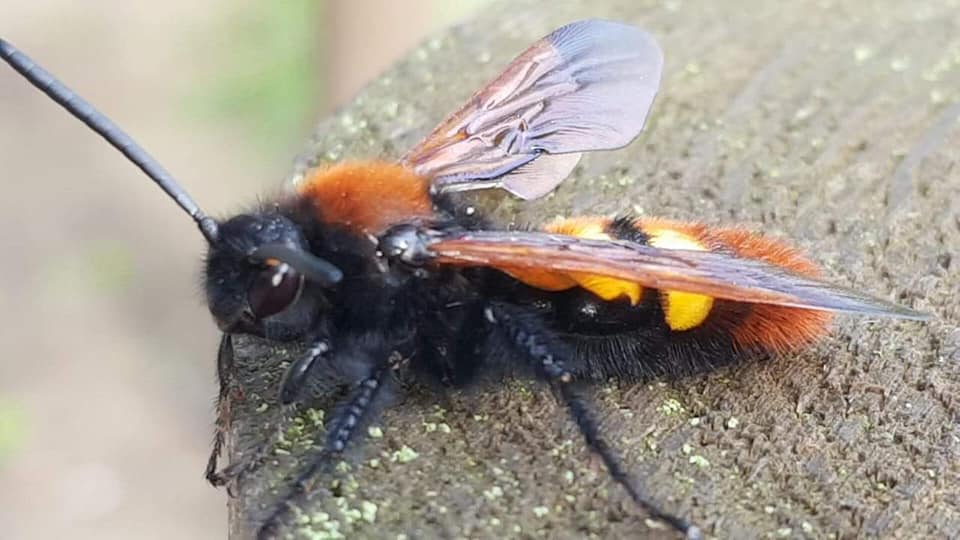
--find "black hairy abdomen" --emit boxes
[478,272,758,383]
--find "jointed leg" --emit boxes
[208,336,332,492]
[485,302,702,540]
[206,333,237,487]
[257,352,394,540]
[279,338,331,405]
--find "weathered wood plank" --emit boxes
[227,2,960,538]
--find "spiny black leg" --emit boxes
[279,338,331,405]
[206,333,236,487]
[485,303,702,540]
[257,363,392,540]
[557,384,701,539]
[323,368,388,452]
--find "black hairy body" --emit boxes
[207,195,762,539]
[236,197,748,390]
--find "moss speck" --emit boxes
[301,510,344,540]
[360,501,378,523]
[339,504,362,524]
[306,408,325,427]
[658,398,685,416]
[484,485,504,501]
[391,445,419,464]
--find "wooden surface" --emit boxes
[226,1,960,538]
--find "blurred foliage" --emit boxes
[182,0,489,158]
[433,0,492,24]
[44,242,135,298]
[186,0,324,157]
[0,398,26,466]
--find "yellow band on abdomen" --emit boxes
[645,228,715,331]
[543,217,643,305]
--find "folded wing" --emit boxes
[423,230,928,319]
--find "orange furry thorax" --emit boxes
[295,162,434,234]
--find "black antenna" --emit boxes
[0,38,219,243]
[252,244,343,287]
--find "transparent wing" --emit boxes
[424,230,929,319]
[400,19,663,200]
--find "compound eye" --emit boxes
[248,262,304,318]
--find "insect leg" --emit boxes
[279,338,331,405]
[206,333,236,487]
[485,302,701,540]
[208,336,335,495]
[257,348,394,540]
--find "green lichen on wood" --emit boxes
[227,1,960,538]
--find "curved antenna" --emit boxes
[252,244,343,287]
[0,38,219,243]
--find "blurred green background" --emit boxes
[0,1,486,539]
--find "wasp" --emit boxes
[1,19,927,539]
